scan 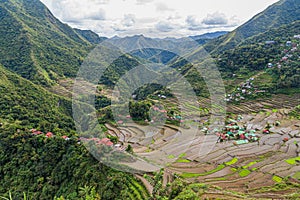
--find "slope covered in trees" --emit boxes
[0,0,93,86]
[0,64,74,134]
[205,0,300,54]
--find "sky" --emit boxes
[40,0,280,38]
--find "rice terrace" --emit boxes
[0,0,299,199]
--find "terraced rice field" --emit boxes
[105,94,300,198]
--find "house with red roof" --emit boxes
[46,132,53,138]
[62,135,70,140]
[99,138,114,146]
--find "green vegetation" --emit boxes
[290,105,300,119]
[176,159,191,163]
[0,0,299,199]
[292,172,300,180]
[238,169,251,177]
[180,164,226,178]
[0,0,94,86]
[0,65,75,134]
[254,181,300,195]
[205,0,300,53]
[242,161,258,169]
[168,154,175,159]
[0,124,147,199]
[225,157,238,166]
[273,175,283,183]
[285,157,300,165]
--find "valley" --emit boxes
[0,0,299,199]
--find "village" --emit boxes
[226,34,300,103]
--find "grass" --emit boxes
[292,172,300,180]
[272,109,278,113]
[180,164,225,178]
[225,157,238,166]
[285,156,300,165]
[238,169,251,177]
[242,161,257,169]
[231,168,237,172]
[209,177,227,181]
[167,154,175,159]
[130,179,149,198]
[178,153,186,158]
[176,159,191,163]
[272,175,283,183]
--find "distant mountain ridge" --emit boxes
[106,32,226,64]
[189,31,228,40]
[74,28,107,44]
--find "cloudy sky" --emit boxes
[40,0,280,38]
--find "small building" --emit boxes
[294,35,300,39]
[46,132,53,138]
[62,135,70,140]
[265,41,275,45]
[286,41,292,46]
[99,138,114,146]
[32,131,43,135]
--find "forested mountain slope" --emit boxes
[205,0,300,54]
[0,0,94,86]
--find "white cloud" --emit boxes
[122,14,136,27]
[202,12,228,25]
[185,15,204,30]
[155,21,175,32]
[228,15,240,27]
[136,0,154,5]
[42,0,106,23]
[41,0,280,38]
[86,9,106,21]
[94,0,110,4]
[156,2,173,12]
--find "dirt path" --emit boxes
[135,174,153,194]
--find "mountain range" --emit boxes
[0,0,299,198]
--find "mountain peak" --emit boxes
[206,0,300,53]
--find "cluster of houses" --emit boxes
[30,129,70,140]
[225,78,264,102]
[79,137,114,146]
[227,35,300,103]
[79,137,127,150]
[29,128,124,149]
[216,121,259,145]
[266,36,299,68]
[212,114,287,145]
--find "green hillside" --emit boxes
[205,0,300,54]
[0,0,93,86]
[0,64,74,134]
[216,20,300,94]
[0,125,150,199]
[0,0,299,199]
[74,28,107,44]
[0,62,151,199]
